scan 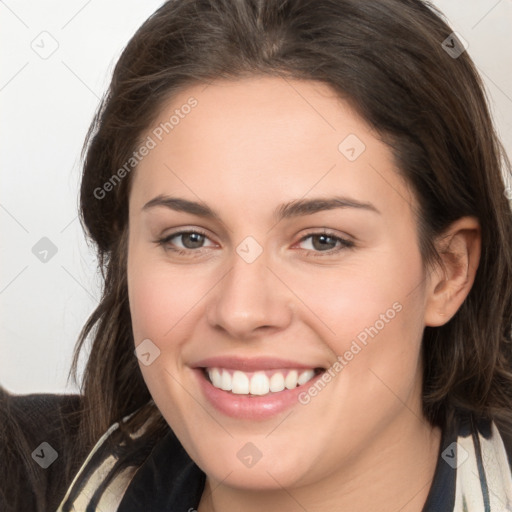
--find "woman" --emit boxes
[2,0,512,510]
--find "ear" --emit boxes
[424,216,481,327]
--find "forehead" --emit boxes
[129,76,416,223]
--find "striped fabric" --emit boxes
[56,410,512,511]
[56,419,140,511]
[453,420,512,511]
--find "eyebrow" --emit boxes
[142,194,380,221]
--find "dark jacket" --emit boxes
[0,388,86,512]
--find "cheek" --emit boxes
[126,246,209,426]
[293,246,424,347]
[291,245,426,417]
[127,247,211,344]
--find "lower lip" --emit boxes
[193,368,324,420]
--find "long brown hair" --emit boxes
[69,0,512,496]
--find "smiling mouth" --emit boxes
[202,367,325,396]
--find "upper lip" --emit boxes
[192,356,325,372]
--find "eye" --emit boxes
[296,231,354,255]
[156,229,216,254]
[154,229,354,257]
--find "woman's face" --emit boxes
[127,76,432,490]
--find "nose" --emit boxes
[206,243,294,339]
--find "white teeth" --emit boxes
[210,368,222,388]
[298,369,315,385]
[285,370,298,390]
[249,372,269,395]
[232,371,250,394]
[206,367,317,396]
[220,369,231,391]
[269,372,285,392]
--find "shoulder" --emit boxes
[56,404,196,511]
[466,413,512,471]
[0,386,83,425]
[494,419,512,470]
[0,386,85,512]
[455,412,512,508]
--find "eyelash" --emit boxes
[154,229,355,257]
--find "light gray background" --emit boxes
[1,0,511,394]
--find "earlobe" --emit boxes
[424,216,481,327]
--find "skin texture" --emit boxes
[126,76,481,512]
